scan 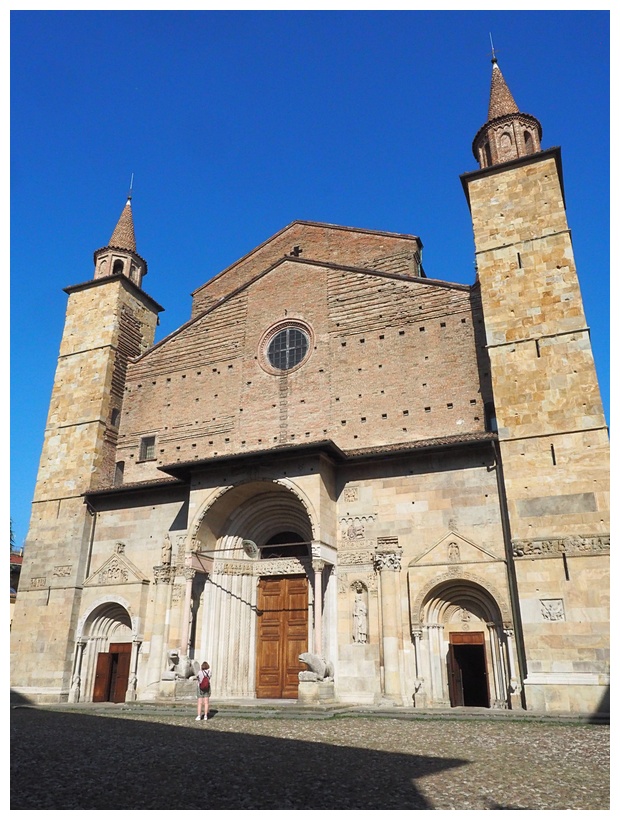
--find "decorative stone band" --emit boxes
[374,550,403,573]
[338,550,375,566]
[213,557,311,577]
[512,534,610,558]
[524,672,610,686]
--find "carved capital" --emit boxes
[153,565,173,584]
[374,550,402,573]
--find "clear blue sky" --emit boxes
[10,10,610,548]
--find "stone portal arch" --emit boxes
[411,577,518,711]
[190,479,321,699]
[75,601,136,704]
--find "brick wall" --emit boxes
[119,258,486,485]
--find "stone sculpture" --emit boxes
[298,652,334,681]
[352,589,368,644]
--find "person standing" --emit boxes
[196,661,211,721]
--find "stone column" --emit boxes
[487,624,506,708]
[125,638,142,702]
[411,629,425,707]
[180,566,197,658]
[374,549,403,702]
[427,623,446,705]
[504,628,523,708]
[145,564,173,689]
[68,639,86,703]
[312,559,325,655]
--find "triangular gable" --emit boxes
[191,219,423,300]
[84,542,149,587]
[410,530,503,567]
[131,255,469,369]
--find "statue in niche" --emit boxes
[448,542,460,563]
[161,534,172,565]
[352,584,368,644]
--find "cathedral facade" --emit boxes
[11,59,609,714]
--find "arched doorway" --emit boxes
[81,602,133,703]
[414,578,512,709]
[191,480,320,699]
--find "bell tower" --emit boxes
[10,198,163,701]
[462,58,609,713]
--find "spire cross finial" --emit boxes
[127,173,134,201]
[489,32,498,63]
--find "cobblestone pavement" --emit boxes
[11,704,609,810]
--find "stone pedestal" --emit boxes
[298,680,336,705]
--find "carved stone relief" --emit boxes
[448,542,460,563]
[212,557,310,577]
[339,514,376,541]
[97,557,129,584]
[540,599,565,621]
[352,581,368,644]
[53,565,72,577]
[512,534,610,558]
[338,550,375,566]
[344,487,359,503]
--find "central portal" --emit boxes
[256,575,308,698]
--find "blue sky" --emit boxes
[10,10,610,548]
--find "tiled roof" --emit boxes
[108,198,137,252]
[488,60,519,120]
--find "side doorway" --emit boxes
[93,642,131,703]
[256,575,308,698]
[447,631,490,708]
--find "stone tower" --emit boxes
[461,58,610,712]
[10,199,162,701]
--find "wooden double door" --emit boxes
[93,642,131,703]
[256,575,308,699]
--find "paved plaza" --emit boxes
[11,701,609,811]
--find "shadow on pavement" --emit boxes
[11,706,468,810]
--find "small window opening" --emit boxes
[139,436,156,461]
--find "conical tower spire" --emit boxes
[472,54,542,169]
[108,197,137,253]
[488,57,519,120]
[93,192,147,286]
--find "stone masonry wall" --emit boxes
[11,277,159,698]
[465,151,610,702]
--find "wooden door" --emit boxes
[109,643,131,703]
[93,652,112,702]
[92,643,131,703]
[448,631,490,708]
[256,576,308,698]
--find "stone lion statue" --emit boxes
[162,650,199,681]
[298,652,334,681]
